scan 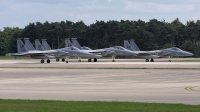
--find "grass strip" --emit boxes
[0,99,200,112]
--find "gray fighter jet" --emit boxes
[150,47,194,62]
[10,39,63,63]
[24,38,69,63]
[124,40,160,62]
[35,39,102,63]
[125,39,194,62]
[35,39,68,62]
[70,38,138,62]
[66,38,115,62]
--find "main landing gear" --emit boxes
[40,59,51,63]
[47,59,50,63]
[62,58,65,62]
[41,59,44,63]
[88,58,92,62]
[145,58,154,62]
[94,58,97,62]
[87,58,98,62]
[56,58,59,62]
[56,58,67,63]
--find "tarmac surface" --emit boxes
[0,58,200,105]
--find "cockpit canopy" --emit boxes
[81,46,92,50]
[169,47,182,51]
[112,46,126,50]
[64,46,80,50]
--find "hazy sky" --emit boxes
[1,0,200,30]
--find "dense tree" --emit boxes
[0,19,200,57]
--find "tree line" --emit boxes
[0,18,200,56]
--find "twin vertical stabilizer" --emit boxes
[124,39,140,51]
[24,38,35,50]
[35,39,44,50]
[71,38,82,49]
[17,39,28,53]
[129,39,140,51]
[65,38,73,47]
[42,39,52,50]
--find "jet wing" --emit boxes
[134,51,160,58]
[11,50,69,56]
[82,49,115,55]
[10,53,29,56]
[46,50,69,55]
[149,50,171,56]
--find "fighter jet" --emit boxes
[124,40,160,62]
[66,38,115,62]
[125,39,194,62]
[24,38,69,63]
[35,39,102,63]
[150,47,194,62]
[35,39,68,62]
[10,39,63,63]
[70,38,138,62]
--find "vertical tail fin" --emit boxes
[24,38,35,50]
[41,39,52,50]
[65,38,73,47]
[71,38,82,49]
[129,39,140,51]
[35,39,44,50]
[124,40,133,50]
[17,39,28,53]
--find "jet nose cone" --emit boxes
[189,53,194,56]
[185,52,194,56]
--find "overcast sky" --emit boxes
[1,0,200,30]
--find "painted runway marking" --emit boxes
[185,86,198,91]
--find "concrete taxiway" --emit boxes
[0,59,200,105]
[1,58,200,69]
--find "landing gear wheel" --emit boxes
[66,61,68,63]
[150,58,154,62]
[145,59,149,62]
[78,57,81,62]
[168,56,172,62]
[112,56,116,62]
[62,58,65,62]
[88,58,92,62]
[94,58,97,62]
[41,59,44,63]
[56,58,59,62]
[47,59,50,63]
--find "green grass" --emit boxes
[0,99,200,112]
